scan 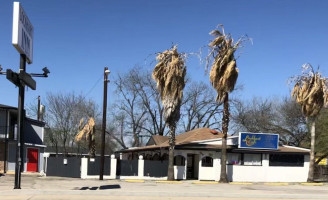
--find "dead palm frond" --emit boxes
[152,45,186,181]
[291,64,328,183]
[207,26,244,103]
[75,117,96,157]
[152,45,186,125]
[291,64,328,117]
[206,25,247,183]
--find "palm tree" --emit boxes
[291,64,328,182]
[75,117,96,158]
[206,25,243,183]
[152,45,186,180]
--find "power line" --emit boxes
[84,73,103,98]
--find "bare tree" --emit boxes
[112,73,148,147]
[44,92,99,154]
[232,97,307,146]
[107,112,128,149]
[110,67,226,150]
[125,67,167,136]
[181,81,222,132]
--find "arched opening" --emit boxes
[201,156,213,167]
[174,155,186,166]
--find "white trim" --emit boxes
[41,126,44,142]
[191,135,238,144]
[282,145,310,151]
[6,111,10,139]
[24,143,46,148]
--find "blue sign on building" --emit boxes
[238,132,279,150]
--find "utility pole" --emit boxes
[37,95,40,121]
[100,67,110,180]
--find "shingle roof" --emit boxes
[121,128,223,152]
[119,128,310,154]
[152,135,169,145]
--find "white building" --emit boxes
[119,128,310,182]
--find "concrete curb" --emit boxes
[229,182,253,185]
[264,183,289,186]
[192,181,218,184]
[300,182,324,186]
[125,179,145,183]
[155,181,182,184]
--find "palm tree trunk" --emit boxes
[167,124,176,180]
[219,94,229,183]
[307,117,315,182]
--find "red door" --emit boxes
[27,148,38,172]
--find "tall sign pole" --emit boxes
[100,67,110,180]
[12,2,34,189]
[14,54,26,189]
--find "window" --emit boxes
[174,155,185,166]
[243,154,262,166]
[201,156,213,167]
[227,153,241,165]
[269,154,304,167]
[227,153,262,165]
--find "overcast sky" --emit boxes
[0,0,327,109]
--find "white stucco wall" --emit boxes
[173,150,186,180]
[174,166,185,180]
[121,137,310,182]
[173,150,220,180]
[228,154,309,182]
[198,152,220,181]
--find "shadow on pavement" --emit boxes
[79,185,121,190]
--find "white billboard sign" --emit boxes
[12,2,34,64]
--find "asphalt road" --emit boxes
[0,174,328,200]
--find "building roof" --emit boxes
[0,104,17,110]
[230,145,310,154]
[152,135,169,145]
[119,127,310,154]
[174,127,223,145]
[121,128,223,152]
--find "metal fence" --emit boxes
[46,156,81,178]
[116,160,138,176]
[314,165,328,182]
[144,160,168,177]
[87,156,111,176]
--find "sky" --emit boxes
[0,0,327,110]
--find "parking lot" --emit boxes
[0,174,328,200]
